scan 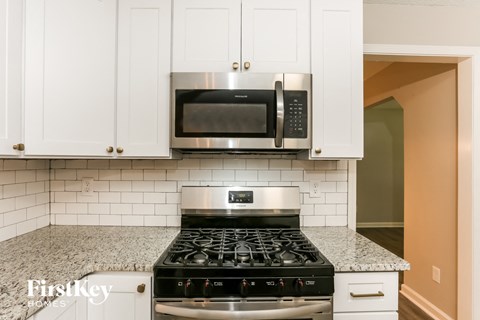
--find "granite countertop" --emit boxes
[0,226,409,320]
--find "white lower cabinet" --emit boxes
[87,272,151,320]
[334,272,398,320]
[33,280,87,320]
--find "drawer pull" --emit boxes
[350,291,385,298]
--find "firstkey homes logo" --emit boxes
[27,280,113,308]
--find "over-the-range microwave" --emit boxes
[170,72,311,153]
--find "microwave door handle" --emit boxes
[275,80,284,148]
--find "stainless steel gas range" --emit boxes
[153,187,334,320]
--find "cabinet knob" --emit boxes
[106,146,114,153]
[116,147,124,154]
[244,61,251,70]
[232,62,239,70]
[12,143,25,151]
[314,148,322,154]
[137,283,146,293]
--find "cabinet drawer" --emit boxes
[334,311,398,320]
[334,272,398,312]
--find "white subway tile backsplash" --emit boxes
[4,184,26,198]
[121,192,143,204]
[235,170,257,181]
[4,160,26,170]
[143,170,166,181]
[88,203,110,215]
[155,204,177,216]
[189,170,212,181]
[99,214,122,226]
[0,171,15,185]
[133,204,155,215]
[144,192,166,204]
[99,170,121,181]
[0,157,352,237]
[15,195,36,210]
[132,181,155,192]
[325,193,348,204]
[111,204,133,215]
[303,216,326,227]
[110,181,132,192]
[212,170,235,181]
[55,169,77,180]
[99,192,121,203]
[326,216,348,226]
[167,170,189,181]
[155,181,177,192]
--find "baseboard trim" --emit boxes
[356,222,404,228]
[400,284,454,320]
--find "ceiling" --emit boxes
[364,0,480,6]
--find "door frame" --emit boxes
[349,44,480,320]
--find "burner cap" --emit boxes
[276,252,296,264]
[192,253,207,264]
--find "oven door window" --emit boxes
[175,90,275,138]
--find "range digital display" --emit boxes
[228,191,254,203]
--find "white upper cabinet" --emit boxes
[116,0,172,157]
[24,0,117,157]
[310,0,363,159]
[172,0,241,72]
[172,0,310,73]
[0,0,23,156]
[241,0,310,73]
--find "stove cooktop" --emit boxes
[153,228,334,298]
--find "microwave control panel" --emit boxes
[283,91,308,138]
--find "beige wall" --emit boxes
[364,62,457,318]
[364,3,480,46]
[357,100,404,225]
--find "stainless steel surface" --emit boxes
[350,291,385,298]
[154,297,332,320]
[275,80,284,148]
[181,187,300,212]
[171,73,311,151]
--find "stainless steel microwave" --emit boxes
[170,73,311,152]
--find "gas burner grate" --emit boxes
[163,228,325,267]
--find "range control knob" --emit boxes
[277,279,285,295]
[240,279,249,297]
[184,279,194,298]
[203,279,212,297]
[294,278,304,295]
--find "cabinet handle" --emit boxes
[12,143,25,151]
[106,146,114,153]
[232,62,239,70]
[314,148,321,154]
[244,61,251,70]
[350,291,385,298]
[137,283,146,293]
[116,147,124,154]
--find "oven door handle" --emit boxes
[274,80,284,148]
[155,300,331,320]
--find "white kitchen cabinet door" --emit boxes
[172,0,241,72]
[116,0,171,157]
[334,312,398,320]
[87,273,151,320]
[310,0,363,159]
[241,0,310,74]
[33,281,87,320]
[24,0,116,156]
[0,0,22,156]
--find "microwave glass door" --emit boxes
[175,90,276,138]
